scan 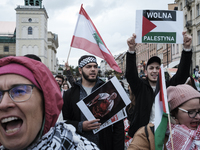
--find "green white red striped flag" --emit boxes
[71,5,122,73]
[154,64,170,149]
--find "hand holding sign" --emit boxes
[183,31,192,49]
[83,119,101,131]
[127,34,137,52]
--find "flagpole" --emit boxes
[67,47,72,63]
[167,114,174,150]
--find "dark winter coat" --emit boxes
[62,78,125,150]
[125,50,192,137]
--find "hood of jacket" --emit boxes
[0,56,63,135]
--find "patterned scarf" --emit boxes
[166,124,200,150]
[79,57,97,68]
[0,122,99,150]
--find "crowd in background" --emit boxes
[1,31,200,150]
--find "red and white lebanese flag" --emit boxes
[71,4,122,73]
[154,64,170,149]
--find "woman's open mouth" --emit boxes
[190,122,199,129]
[1,117,23,134]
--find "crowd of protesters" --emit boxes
[1,30,200,150]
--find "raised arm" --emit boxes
[183,31,192,49]
[65,62,75,86]
[127,33,137,52]
[167,31,192,87]
[125,34,143,94]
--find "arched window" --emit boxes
[28,27,32,35]
[30,0,34,5]
[36,0,39,6]
[25,0,29,6]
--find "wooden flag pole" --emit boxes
[168,114,174,150]
[67,47,72,63]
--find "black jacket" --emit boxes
[125,50,192,137]
[62,78,124,150]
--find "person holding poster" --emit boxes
[62,55,124,150]
[125,31,192,137]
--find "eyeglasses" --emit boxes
[0,84,35,103]
[56,80,62,83]
[178,107,200,118]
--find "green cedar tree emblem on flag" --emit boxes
[93,32,104,46]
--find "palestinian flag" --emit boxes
[71,4,122,73]
[154,64,170,150]
[135,10,183,44]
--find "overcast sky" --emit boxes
[0,0,175,67]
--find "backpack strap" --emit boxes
[145,125,149,142]
[150,126,154,134]
[145,125,155,143]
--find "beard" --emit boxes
[146,75,157,86]
[58,83,62,88]
[82,70,97,83]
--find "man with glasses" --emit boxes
[55,75,64,93]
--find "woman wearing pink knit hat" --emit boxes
[0,56,99,150]
[128,84,200,150]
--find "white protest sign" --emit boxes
[135,10,183,44]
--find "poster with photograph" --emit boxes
[77,76,130,125]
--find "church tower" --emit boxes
[15,0,48,64]
[24,0,42,8]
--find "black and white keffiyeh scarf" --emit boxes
[79,57,97,68]
[0,122,99,150]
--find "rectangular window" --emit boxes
[172,44,175,55]
[185,15,187,24]
[197,4,200,17]
[180,3,182,10]
[4,46,9,52]
[198,31,200,45]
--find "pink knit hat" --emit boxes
[0,63,41,90]
[167,84,200,111]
